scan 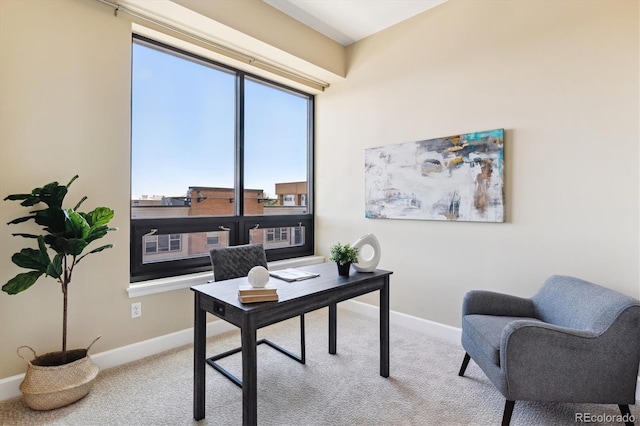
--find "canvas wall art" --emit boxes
[365,129,504,222]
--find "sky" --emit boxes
[131,42,309,200]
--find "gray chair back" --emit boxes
[209,244,268,282]
[531,275,640,332]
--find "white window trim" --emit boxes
[127,255,325,298]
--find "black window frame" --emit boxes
[130,35,314,282]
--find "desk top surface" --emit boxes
[191,262,392,311]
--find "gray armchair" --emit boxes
[458,275,640,426]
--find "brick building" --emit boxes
[132,183,307,264]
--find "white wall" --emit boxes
[0,0,335,381]
[0,0,192,379]
[0,0,638,382]
[315,0,639,326]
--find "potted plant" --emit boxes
[3,175,116,410]
[329,242,359,277]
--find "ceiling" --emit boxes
[263,0,448,46]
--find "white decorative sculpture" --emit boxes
[247,266,270,288]
[351,233,381,273]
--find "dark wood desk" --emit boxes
[192,262,392,425]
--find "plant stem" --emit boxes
[62,256,69,353]
[62,282,68,359]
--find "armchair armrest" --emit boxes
[500,319,638,403]
[462,290,535,317]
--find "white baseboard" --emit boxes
[340,300,640,404]
[0,319,236,402]
[2,301,638,404]
[340,299,462,346]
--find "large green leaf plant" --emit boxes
[3,176,116,352]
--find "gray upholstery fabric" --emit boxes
[463,315,541,366]
[461,275,640,404]
[531,275,635,332]
[209,244,268,282]
[463,290,535,318]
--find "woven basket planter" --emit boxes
[18,337,100,411]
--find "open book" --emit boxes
[269,268,320,282]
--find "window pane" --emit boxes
[169,234,181,251]
[130,37,314,281]
[158,235,170,252]
[244,78,309,215]
[145,238,157,254]
[131,42,236,218]
[142,230,229,264]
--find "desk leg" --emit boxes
[380,277,390,378]
[329,303,337,354]
[193,293,206,420]
[241,318,258,426]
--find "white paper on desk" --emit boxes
[269,268,319,282]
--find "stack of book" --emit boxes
[238,284,278,304]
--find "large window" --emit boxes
[130,36,314,282]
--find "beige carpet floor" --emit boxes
[0,307,637,425]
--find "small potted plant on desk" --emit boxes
[329,242,359,277]
[3,175,116,410]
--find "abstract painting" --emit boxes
[365,129,504,222]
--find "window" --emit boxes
[145,234,179,254]
[143,233,184,264]
[130,35,314,282]
[252,225,302,250]
[206,233,220,246]
[265,227,288,242]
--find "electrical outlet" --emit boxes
[131,302,142,318]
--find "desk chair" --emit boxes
[207,243,306,387]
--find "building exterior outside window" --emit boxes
[132,182,308,267]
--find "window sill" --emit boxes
[127,255,326,298]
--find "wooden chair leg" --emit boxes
[458,352,471,376]
[618,404,634,426]
[501,400,515,426]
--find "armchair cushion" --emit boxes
[464,315,541,365]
